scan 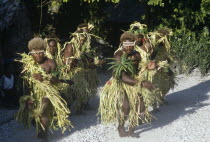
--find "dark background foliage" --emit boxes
[0,0,209,75]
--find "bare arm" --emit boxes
[64,44,74,65]
[114,51,138,86]
[46,59,60,84]
[140,41,153,53]
[47,58,74,85]
[48,58,57,72]
[121,72,138,86]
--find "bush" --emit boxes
[171,27,210,75]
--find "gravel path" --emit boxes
[0,69,210,142]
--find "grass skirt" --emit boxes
[99,78,157,127]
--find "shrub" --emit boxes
[171,27,210,75]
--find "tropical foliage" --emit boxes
[30,0,210,74]
[135,0,210,75]
[107,54,136,79]
[171,27,210,75]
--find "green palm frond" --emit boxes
[107,54,136,79]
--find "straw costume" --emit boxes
[99,32,156,138]
[148,28,176,103]
[73,23,101,93]
[44,37,63,66]
[114,22,161,106]
[44,37,74,104]
[16,37,72,139]
[63,23,101,111]
[129,22,175,106]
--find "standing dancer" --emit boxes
[16,37,72,140]
[44,37,74,104]
[129,22,175,107]
[64,23,103,112]
[99,32,155,138]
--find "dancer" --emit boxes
[99,32,155,138]
[16,37,73,140]
[63,23,103,112]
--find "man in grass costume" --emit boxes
[129,22,175,107]
[148,28,176,105]
[44,37,63,66]
[63,23,103,112]
[44,36,74,105]
[16,37,72,140]
[99,32,155,138]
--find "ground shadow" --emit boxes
[50,72,112,142]
[136,79,210,134]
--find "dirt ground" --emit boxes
[0,69,210,142]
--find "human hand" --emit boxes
[141,81,154,90]
[147,61,156,70]
[50,76,60,84]
[32,73,43,82]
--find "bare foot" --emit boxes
[129,132,140,138]
[128,127,140,138]
[118,126,129,137]
[37,131,48,140]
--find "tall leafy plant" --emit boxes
[171,27,210,75]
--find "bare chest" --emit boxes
[40,62,52,73]
[128,54,140,67]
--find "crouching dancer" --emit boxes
[16,37,73,140]
[99,32,154,138]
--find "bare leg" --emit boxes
[37,97,53,140]
[128,127,140,138]
[128,94,144,138]
[118,94,130,137]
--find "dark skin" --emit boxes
[63,30,86,66]
[64,29,88,67]
[64,29,104,69]
[136,33,170,108]
[135,35,156,70]
[46,41,74,84]
[30,50,73,139]
[114,41,154,138]
[48,40,58,56]
[63,43,78,68]
[30,51,57,139]
[32,51,59,84]
[32,51,74,84]
[135,35,144,46]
